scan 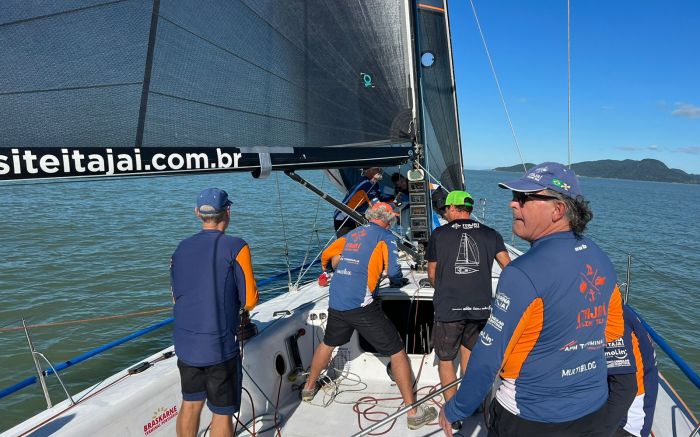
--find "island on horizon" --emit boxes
[494,158,700,185]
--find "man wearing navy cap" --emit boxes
[171,188,259,437]
[439,163,625,436]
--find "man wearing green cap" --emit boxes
[426,190,510,403]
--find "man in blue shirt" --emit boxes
[171,188,259,437]
[334,167,390,237]
[439,163,624,436]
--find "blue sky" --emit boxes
[448,0,700,174]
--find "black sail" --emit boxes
[0,0,415,179]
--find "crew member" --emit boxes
[334,167,389,237]
[439,162,624,437]
[604,304,658,437]
[304,202,436,430]
[171,188,259,437]
[427,190,510,403]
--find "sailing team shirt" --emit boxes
[426,219,506,321]
[607,305,658,437]
[333,177,383,222]
[322,222,402,311]
[444,231,625,423]
[171,230,259,367]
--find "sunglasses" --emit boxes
[512,191,560,206]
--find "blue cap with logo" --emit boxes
[196,188,232,215]
[498,162,582,198]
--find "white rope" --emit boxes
[468,0,527,173]
[274,173,293,287]
[567,0,573,168]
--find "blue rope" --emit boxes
[0,261,320,401]
[628,306,700,390]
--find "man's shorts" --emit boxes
[177,356,242,415]
[432,319,487,361]
[324,300,404,356]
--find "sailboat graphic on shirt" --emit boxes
[455,233,480,274]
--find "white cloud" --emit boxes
[616,145,660,152]
[678,146,700,155]
[672,103,700,119]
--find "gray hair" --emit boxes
[544,189,593,237]
[365,205,396,225]
[200,210,228,224]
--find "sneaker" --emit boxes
[301,383,320,402]
[407,405,438,430]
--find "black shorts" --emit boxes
[488,399,607,437]
[177,356,242,416]
[324,300,404,356]
[432,319,487,361]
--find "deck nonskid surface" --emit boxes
[280,352,487,437]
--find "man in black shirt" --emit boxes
[427,190,510,402]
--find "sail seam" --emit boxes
[0,0,129,28]
[0,82,141,97]
[135,0,161,148]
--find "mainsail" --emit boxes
[0,0,419,179]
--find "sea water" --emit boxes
[0,169,698,430]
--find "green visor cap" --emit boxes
[445,190,474,206]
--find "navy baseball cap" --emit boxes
[196,188,232,215]
[498,162,582,198]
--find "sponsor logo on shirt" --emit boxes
[452,305,491,312]
[343,257,360,265]
[495,293,510,312]
[487,315,504,332]
[560,338,605,352]
[561,360,597,377]
[336,268,352,276]
[577,304,607,329]
[346,243,362,252]
[574,244,588,252]
[579,263,606,303]
[480,330,494,347]
[451,222,480,230]
[605,347,629,360]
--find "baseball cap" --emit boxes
[498,162,582,198]
[196,188,232,215]
[445,190,474,207]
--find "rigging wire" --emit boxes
[468,0,527,172]
[294,172,328,289]
[567,0,573,167]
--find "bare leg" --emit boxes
[438,359,458,401]
[304,342,335,391]
[176,400,205,437]
[459,345,472,376]
[389,350,418,416]
[210,413,234,437]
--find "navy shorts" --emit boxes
[177,356,242,415]
[432,319,487,361]
[324,300,404,356]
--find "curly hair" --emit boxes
[544,189,593,236]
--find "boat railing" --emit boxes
[0,261,319,404]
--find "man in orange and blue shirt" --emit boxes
[604,304,658,437]
[304,202,437,429]
[333,167,391,237]
[171,188,259,437]
[439,163,625,437]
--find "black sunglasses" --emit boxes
[512,191,560,206]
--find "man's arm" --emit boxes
[443,265,539,422]
[605,285,624,342]
[495,250,511,269]
[427,261,437,288]
[235,244,259,311]
[321,238,346,271]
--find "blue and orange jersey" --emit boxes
[333,177,384,221]
[171,230,259,366]
[444,231,624,423]
[322,223,402,311]
[612,305,658,437]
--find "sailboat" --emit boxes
[1,1,697,436]
[454,233,480,275]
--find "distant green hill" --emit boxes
[494,159,700,184]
